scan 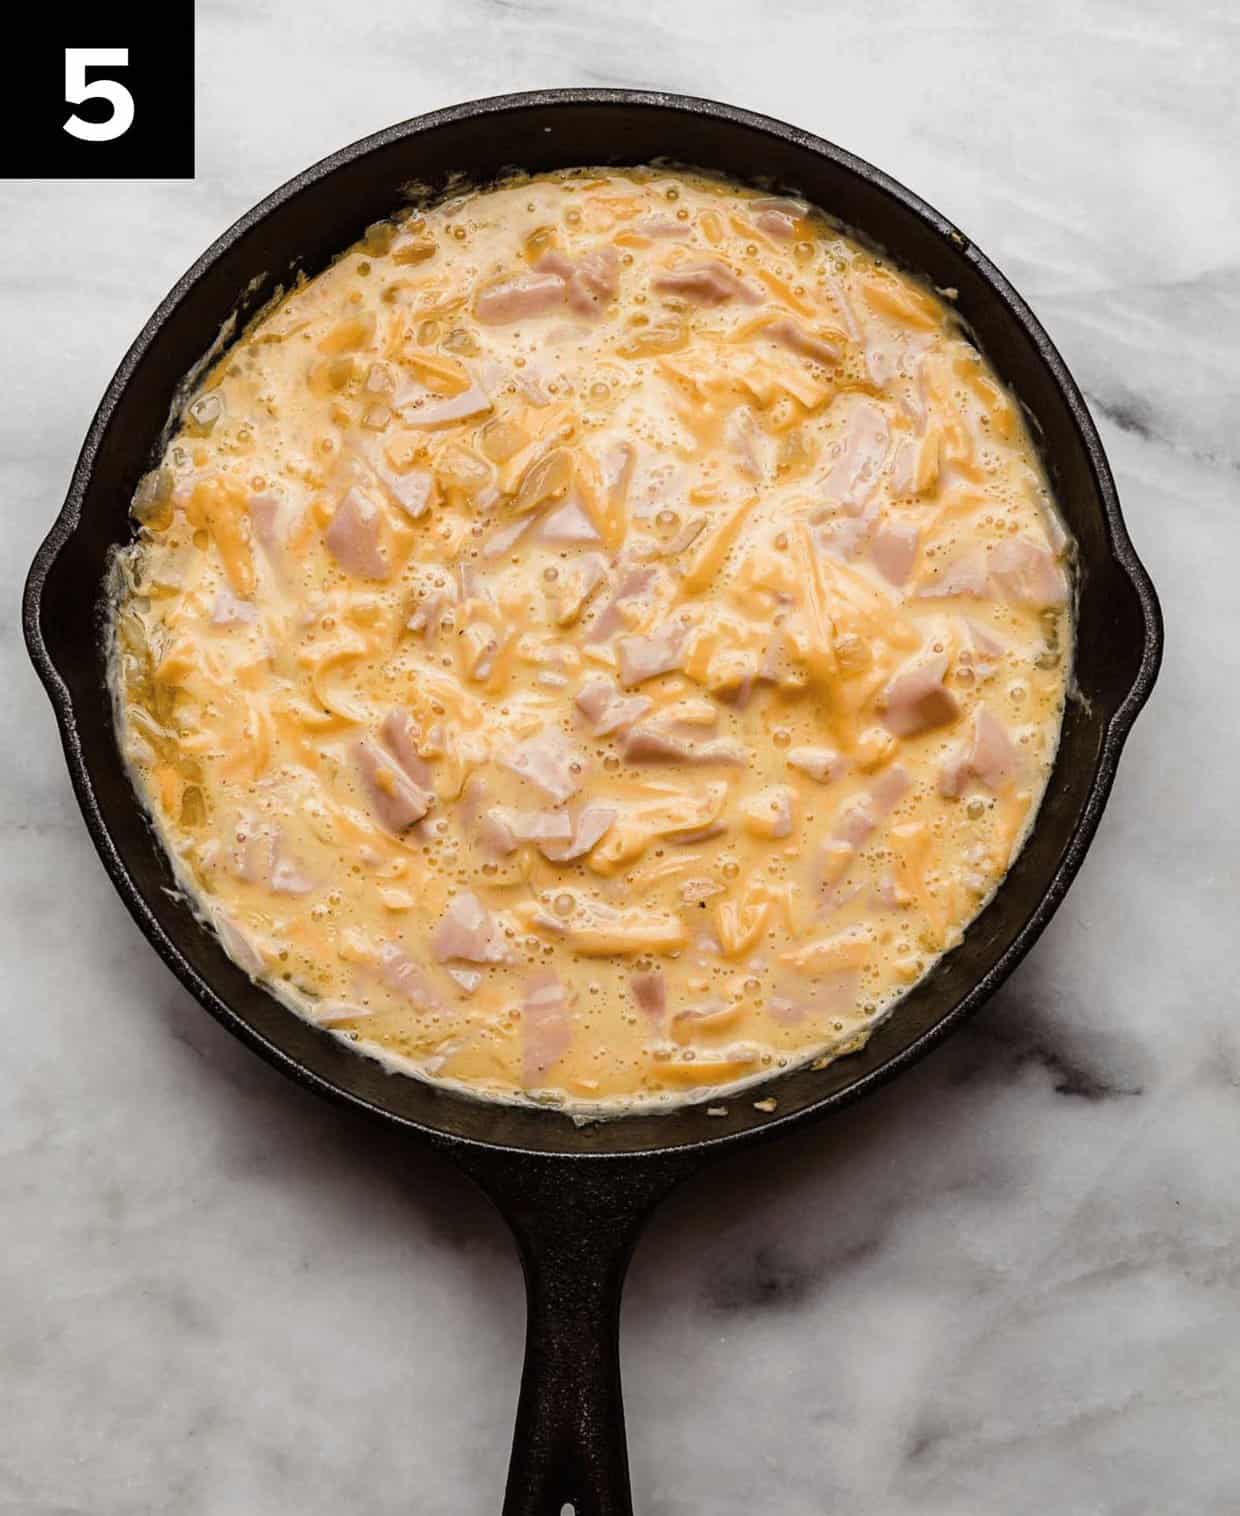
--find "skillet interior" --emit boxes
[24,89,1161,1160]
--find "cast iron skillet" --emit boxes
[24,89,1161,1515]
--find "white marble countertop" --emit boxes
[3,2,1237,1511]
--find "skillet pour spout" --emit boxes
[23,90,1161,1514]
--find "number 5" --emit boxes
[64,48,135,142]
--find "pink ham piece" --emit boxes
[833,800,877,851]
[880,654,960,737]
[380,710,434,789]
[213,911,265,976]
[406,590,448,639]
[499,726,583,804]
[916,552,990,600]
[960,618,1007,677]
[354,737,432,833]
[822,402,890,513]
[377,466,435,520]
[870,521,920,586]
[234,821,314,895]
[621,725,745,766]
[751,198,806,240]
[325,487,389,580]
[989,538,1069,609]
[871,765,911,812]
[537,247,620,316]
[653,259,762,306]
[630,971,667,1023]
[400,384,492,429]
[725,407,771,483]
[939,708,1021,796]
[819,767,909,885]
[537,498,601,545]
[211,591,257,627]
[433,890,510,965]
[482,515,535,559]
[475,270,567,324]
[483,806,574,855]
[816,511,873,563]
[633,217,689,239]
[248,494,284,558]
[616,630,684,688]
[377,943,440,1010]
[538,805,617,863]
[786,746,843,784]
[770,970,858,1024]
[765,318,840,367]
[447,967,483,995]
[574,678,652,737]
[523,974,573,1084]
[587,565,658,643]
[456,561,490,605]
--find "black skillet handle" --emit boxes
[453,1148,696,1516]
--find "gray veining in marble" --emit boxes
[3,1,1238,1511]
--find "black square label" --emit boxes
[1,1,194,179]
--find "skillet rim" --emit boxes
[22,87,1163,1164]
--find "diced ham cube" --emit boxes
[751,198,807,241]
[499,726,583,804]
[787,746,843,783]
[765,318,840,367]
[400,383,492,429]
[939,707,1021,796]
[325,487,389,580]
[916,552,990,600]
[523,974,573,1083]
[574,678,653,737]
[871,765,911,813]
[380,710,434,789]
[354,737,432,832]
[621,726,745,766]
[633,217,689,239]
[653,259,762,306]
[989,538,1069,609]
[538,805,617,862]
[378,466,435,520]
[822,401,890,513]
[630,971,667,1022]
[482,515,535,559]
[248,493,284,557]
[432,890,510,964]
[587,565,658,643]
[880,654,960,737]
[537,498,601,544]
[377,943,441,1010]
[616,630,684,688]
[537,247,620,316]
[870,521,920,585]
[484,806,574,854]
[474,270,567,324]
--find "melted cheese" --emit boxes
[110,169,1072,1114]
